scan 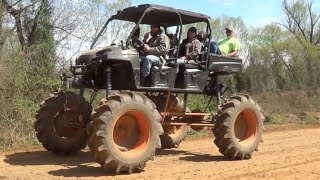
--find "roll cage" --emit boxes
[90,4,212,63]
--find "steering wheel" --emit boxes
[131,36,145,55]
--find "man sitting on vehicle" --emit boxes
[197,31,206,43]
[210,26,240,57]
[140,25,170,84]
[176,27,201,67]
[196,30,207,51]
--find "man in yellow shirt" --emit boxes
[209,26,240,57]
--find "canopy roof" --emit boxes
[111,4,211,27]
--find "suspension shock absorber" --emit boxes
[214,76,221,107]
[105,67,112,97]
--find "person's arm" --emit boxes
[186,40,201,60]
[227,51,238,57]
[178,39,187,57]
[227,38,240,57]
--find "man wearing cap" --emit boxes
[140,25,170,84]
[177,27,201,66]
[210,26,240,57]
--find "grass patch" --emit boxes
[186,94,218,113]
[253,90,320,115]
[265,112,320,125]
[265,114,291,124]
[186,128,210,138]
[304,117,320,125]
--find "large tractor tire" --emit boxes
[34,91,92,155]
[88,91,163,174]
[154,96,189,149]
[213,94,264,160]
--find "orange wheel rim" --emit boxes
[234,108,258,146]
[112,110,151,157]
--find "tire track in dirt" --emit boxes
[230,158,320,180]
[1,127,320,180]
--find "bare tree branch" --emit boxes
[270,30,292,73]
[283,0,308,42]
[2,0,25,49]
[11,0,23,7]
[276,22,306,48]
[52,25,85,40]
[27,1,44,46]
[313,14,320,26]
[307,2,314,44]
[2,0,41,50]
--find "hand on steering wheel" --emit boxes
[131,36,145,55]
[131,36,144,48]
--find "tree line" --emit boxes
[229,0,320,93]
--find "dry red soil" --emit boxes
[1,125,320,180]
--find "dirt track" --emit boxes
[1,126,320,180]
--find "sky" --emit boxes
[132,0,284,27]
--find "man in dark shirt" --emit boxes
[177,27,201,67]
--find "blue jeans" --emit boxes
[209,41,222,55]
[140,55,160,78]
[176,58,186,65]
[175,58,186,74]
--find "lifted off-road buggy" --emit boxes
[34,4,264,174]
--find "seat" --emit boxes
[146,65,176,88]
[167,33,179,59]
[197,33,211,67]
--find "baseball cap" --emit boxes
[225,26,234,32]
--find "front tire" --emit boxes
[34,91,92,155]
[213,94,264,159]
[88,92,163,174]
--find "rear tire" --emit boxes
[213,94,264,159]
[34,91,92,155]
[88,91,163,174]
[154,96,189,149]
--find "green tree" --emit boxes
[0,0,57,148]
[0,0,133,149]
[280,0,320,88]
